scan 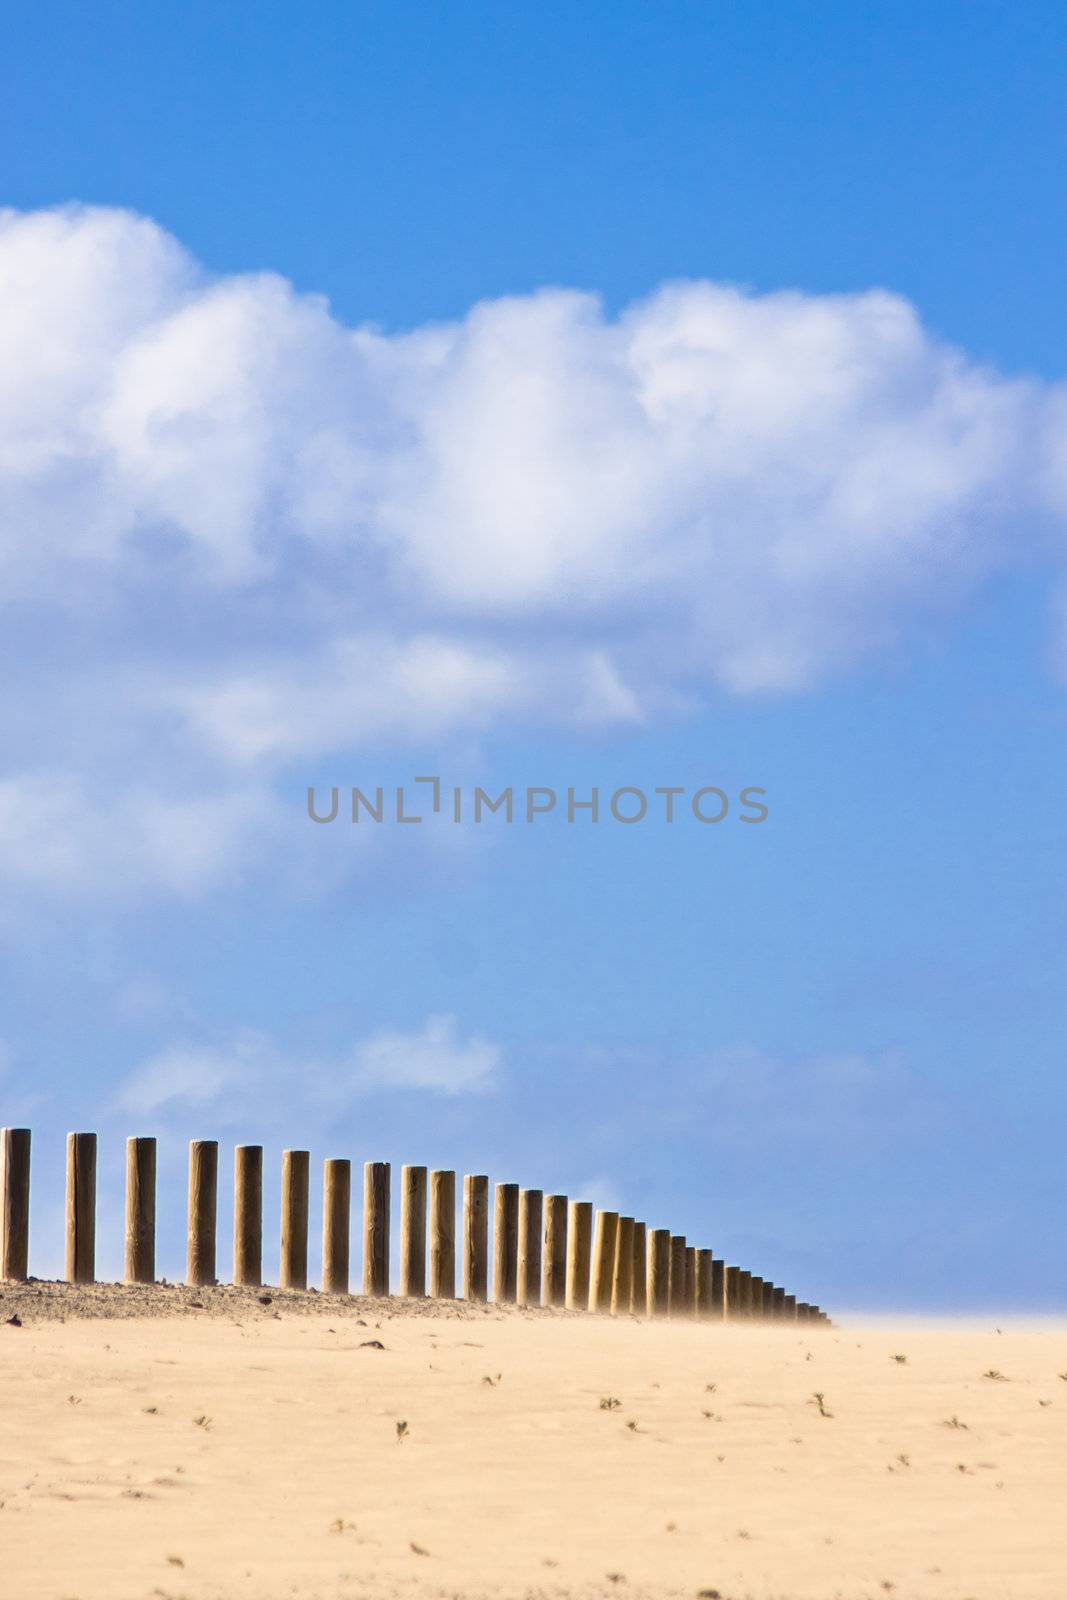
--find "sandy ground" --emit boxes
[1,1284,1064,1600]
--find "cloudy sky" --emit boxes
[2,1,1065,1308]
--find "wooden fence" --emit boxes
[0,1128,829,1323]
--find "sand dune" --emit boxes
[1,1284,1064,1599]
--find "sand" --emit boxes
[1,1283,1064,1600]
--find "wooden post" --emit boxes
[739,1270,753,1317]
[322,1158,350,1293]
[65,1132,96,1285]
[685,1246,699,1318]
[463,1174,489,1302]
[762,1281,775,1319]
[280,1149,309,1290]
[187,1140,218,1287]
[734,1268,745,1315]
[696,1248,713,1319]
[709,1256,725,1319]
[400,1165,427,1296]
[124,1136,156,1285]
[363,1161,390,1296]
[648,1227,670,1317]
[797,1300,809,1320]
[631,1221,647,1315]
[234,1145,263,1287]
[773,1284,785,1319]
[724,1265,741,1319]
[1,1128,31,1282]
[565,1199,592,1310]
[753,1276,767,1319]
[429,1169,456,1298]
[493,1182,519,1304]
[783,1292,797,1318]
[668,1234,687,1317]
[611,1216,634,1316]
[542,1193,567,1307]
[518,1188,543,1307]
[589,1209,618,1313]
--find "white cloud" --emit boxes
[0,775,281,897]
[116,1034,270,1116]
[114,1014,502,1120]
[1,202,1065,903]
[351,1013,501,1094]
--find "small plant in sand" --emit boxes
[395,1420,408,1443]
[983,1369,1008,1381]
[192,1414,212,1430]
[600,1396,622,1410]
[892,1353,908,1364]
[942,1415,968,1429]
[809,1391,833,1418]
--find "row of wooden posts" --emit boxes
[0,1130,829,1323]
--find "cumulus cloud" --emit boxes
[351,1013,501,1094]
[116,1034,269,1116]
[1,202,1064,902]
[0,775,280,897]
[114,1014,501,1120]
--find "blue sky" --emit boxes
[2,1,1065,1310]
